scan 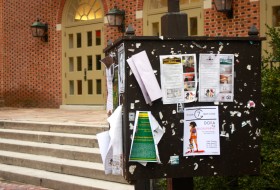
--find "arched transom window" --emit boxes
[66,0,103,23]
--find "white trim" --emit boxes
[203,0,212,9]
[56,24,62,31]
[136,10,143,19]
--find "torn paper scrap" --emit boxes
[96,131,113,174]
[107,105,123,175]
[128,51,162,103]
[96,105,123,175]
[127,57,152,104]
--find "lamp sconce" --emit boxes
[106,6,125,33]
[214,0,233,19]
[31,19,48,42]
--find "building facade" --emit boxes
[0,0,279,108]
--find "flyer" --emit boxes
[182,54,198,103]
[129,111,164,164]
[118,43,125,93]
[160,54,197,104]
[105,64,114,114]
[199,54,234,102]
[183,106,220,156]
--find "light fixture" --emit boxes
[31,19,48,42]
[106,6,125,33]
[214,0,233,19]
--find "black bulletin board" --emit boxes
[104,36,263,181]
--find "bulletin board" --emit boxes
[104,36,263,181]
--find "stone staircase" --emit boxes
[0,121,134,190]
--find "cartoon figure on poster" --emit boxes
[185,121,204,153]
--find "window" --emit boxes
[69,57,74,72]
[74,0,103,21]
[77,56,82,71]
[87,31,92,47]
[152,22,159,36]
[88,80,93,94]
[87,56,93,71]
[96,55,101,70]
[69,34,73,48]
[273,6,280,27]
[96,30,101,45]
[190,17,198,36]
[149,0,200,9]
[96,79,102,94]
[69,80,74,95]
[77,33,82,48]
[77,80,82,95]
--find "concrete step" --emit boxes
[0,139,101,162]
[0,163,134,190]
[0,128,98,148]
[0,121,108,135]
[0,150,126,183]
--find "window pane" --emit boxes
[88,80,93,94]
[77,56,82,71]
[273,6,280,27]
[69,57,74,72]
[150,0,167,9]
[88,55,93,71]
[96,30,101,46]
[96,55,101,70]
[96,79,101,94]
[152,22,159,36]
[190,17,198,36]
[69,34,73,48]
[77,33,82,48]
[87,31,92,46]
[77,80,82,95]
[69,80,74,95]
[74,0,103,21]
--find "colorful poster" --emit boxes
[129,111,163,163]
[182,54,198,103]
[199,54,234,102]
[183,106,220,156]
[160,54,197,104]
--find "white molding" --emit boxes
[136,10,143,19]
[204,0,212,9]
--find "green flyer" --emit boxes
[129,112,157,162]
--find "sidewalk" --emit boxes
[0,178,52,190]
[0,107,108,126]
[0,107,109,190]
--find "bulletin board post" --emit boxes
[104,35,264,190]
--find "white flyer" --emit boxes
[199,54,234,102]
[160,54,198,104]
[183,106,220,156]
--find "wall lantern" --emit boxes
[106,6,125,33]
[31,19,48,42]
[214,0,233,19]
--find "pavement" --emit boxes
[0,178,52,190]
[0,107,109,190]
[0,107,108,126]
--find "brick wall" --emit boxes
[0,0,3,100]
[3,0,62,108]
[104,0,144,44]
[1,0,261,108]
[204,0,260,37]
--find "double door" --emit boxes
[62,23,105,105]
